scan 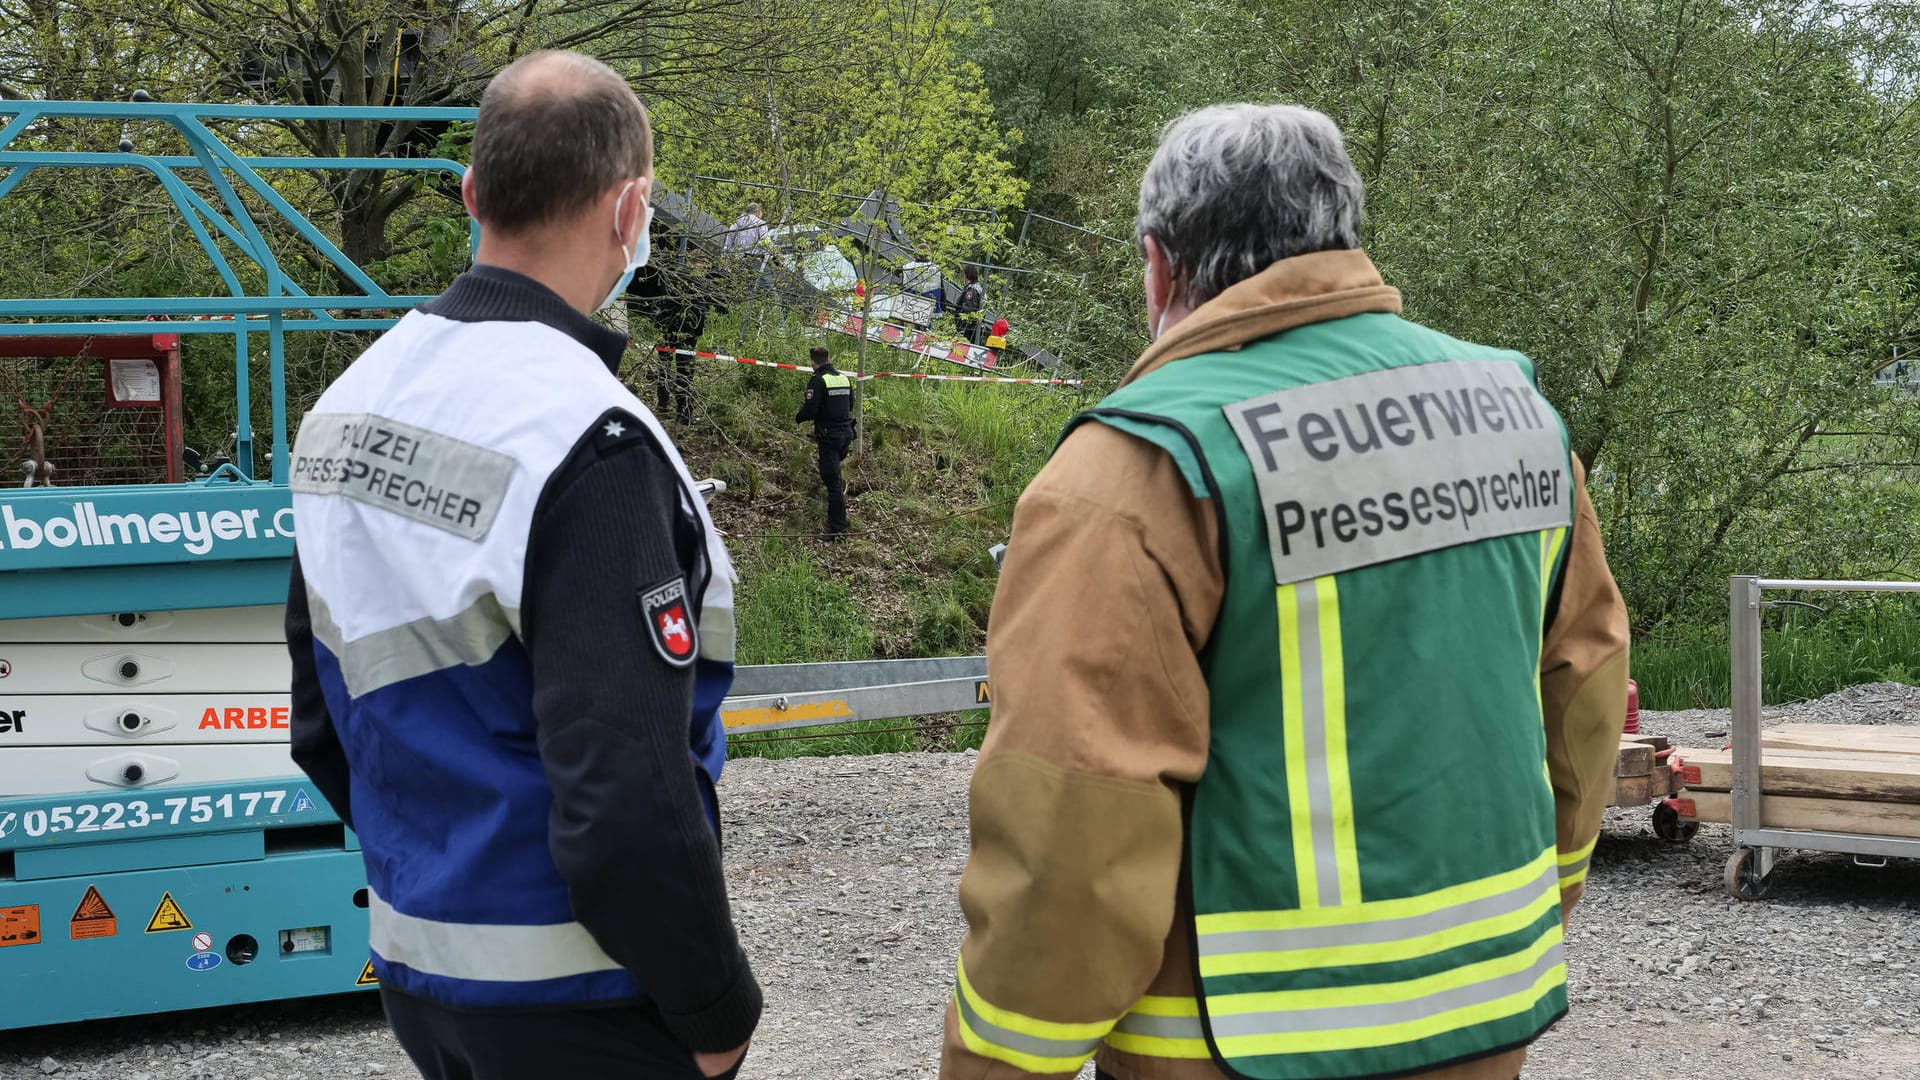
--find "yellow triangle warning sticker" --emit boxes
[69,885,117,940]
[355,958,379,986]
[144,891,192,934]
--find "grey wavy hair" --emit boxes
[1136,103,1365,305]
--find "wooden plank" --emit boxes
[1764,724,1920,757]
[1611,766,1683,807]
[1678,790,1920,839]
[1612,774,1654,806]
[1651,765,1683,799]
[1616,740,1655,778]
[1674,747,1920,803]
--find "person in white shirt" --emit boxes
[724,203,768,258]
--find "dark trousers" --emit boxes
[816,429,853,534]
[382,986,742,1080]
[658,339,696,424]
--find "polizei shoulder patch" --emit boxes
[641,577,698,667]
[1223,359,1572,585]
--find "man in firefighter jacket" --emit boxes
[942,103,1630,1080]
[795,345,856,536]
[284,51,759,1080]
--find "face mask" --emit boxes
[1149,285,1176,341]
[599,181,653,312]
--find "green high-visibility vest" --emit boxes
[1079,312,1575,1079]
[821,372,852,391]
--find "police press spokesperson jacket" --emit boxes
[284,266,761,1051]
[943,250,1629,1080]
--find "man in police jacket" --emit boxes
[795,345,855,536]
[283,50,759,1080]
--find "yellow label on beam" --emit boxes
[721,698,856,731]
[975,680,990,704]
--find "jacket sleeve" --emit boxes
[521,410,762,1053]
[1540,457,1631,914]
[941,423,1221,1079]
[285,550,354,831]
[796,373,823,423]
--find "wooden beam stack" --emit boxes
[1675,724,1920,837]
[1611,735,1683,807]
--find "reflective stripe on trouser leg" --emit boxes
[1277,577,1359,910]
[953,956,1111,1073]
[1557,836,1595,889]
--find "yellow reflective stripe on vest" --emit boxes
[1558,836,1596,889]
[1277,576,1361,909]
[953,956,1110,1072]
[1539,526,1568,623]
[1537,526,1569,785]
[1202,922,1564,1057]
[1196,847,1559,978]
[1108,996,1212,1059]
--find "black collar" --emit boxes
[420,264,628,372]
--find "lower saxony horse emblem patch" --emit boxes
[641,578,698,667]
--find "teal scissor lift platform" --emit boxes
[0,99,477,1028]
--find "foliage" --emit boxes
[981,0,1920,631]
[12,0,1920,666]
[1634,601,1920,710]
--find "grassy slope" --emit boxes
[626,308,1087,757]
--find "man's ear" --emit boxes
[619,175,654,248]
[460,170,481,220]
[1142,234,1174,314]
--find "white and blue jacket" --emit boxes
[285,266,760,1050]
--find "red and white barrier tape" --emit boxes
[648,346,1081,387]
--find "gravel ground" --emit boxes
[7,687,1920,1080]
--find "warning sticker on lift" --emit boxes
[0,904,39,947]
[145,892,192,933]
[69,885,117,940]
[356,958,379,986]
[290,789,316,814]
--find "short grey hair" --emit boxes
[471,50,652,233]
[1136,104,1365,304]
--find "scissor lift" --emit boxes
[0,99,477,1027]
[0,100,994,1029]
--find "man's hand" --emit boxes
[694,1042,749,1077]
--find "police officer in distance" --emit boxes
[795,345,855,537]
[284,50,758,1080]
[943,104,1630,1080]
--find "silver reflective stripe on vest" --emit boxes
[953,986,1105,1061]
[369,889,623,983]
[308,591,516,698]
[700,605,737,663]
[1292,582,1342,908]
[1206,939,1564,1038]
[1113,1012,1205,1039]
[1199,863,1559,958]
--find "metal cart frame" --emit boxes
[1725,575,1920,897]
